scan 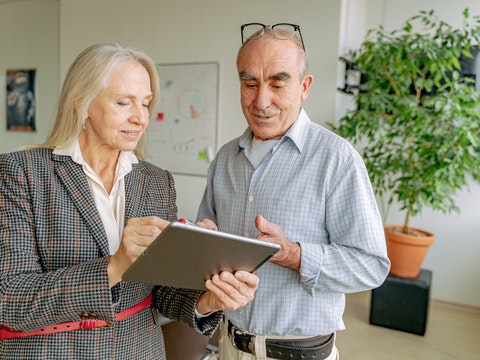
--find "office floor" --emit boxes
[336,291,480,360]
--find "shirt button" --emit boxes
[248,196,254,202]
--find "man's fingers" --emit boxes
[196,218,218,230]
[208,272,257,308]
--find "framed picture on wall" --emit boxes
[6,69,36,132]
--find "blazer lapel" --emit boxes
[124,162,147,221]
[53,154,110,256]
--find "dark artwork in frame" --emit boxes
[6,69,36,132]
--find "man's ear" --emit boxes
[301,74,314,101]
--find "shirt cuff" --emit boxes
[195,307,213,318]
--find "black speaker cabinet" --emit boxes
[370,269,432,335]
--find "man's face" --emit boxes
[237,37,313,140]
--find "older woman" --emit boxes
[0,42,258,359]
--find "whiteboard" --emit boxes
[147,62,218,176]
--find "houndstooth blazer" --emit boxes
[0,148,221,359]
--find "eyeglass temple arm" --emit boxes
[298,29,306,51]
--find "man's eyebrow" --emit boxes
[238,71,291,81]
[269,72,291,81]
[239,71,256,81]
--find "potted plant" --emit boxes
[334,9,480,278]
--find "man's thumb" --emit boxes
[255,214,268,233]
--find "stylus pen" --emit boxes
[178,218,197,227]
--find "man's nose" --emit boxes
[253,85,272,109]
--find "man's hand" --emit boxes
[195,218,218,230]
[196,270,259,314]
[255,215,301,271]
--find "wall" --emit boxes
[336,0,480,307]
[0,0,59,153]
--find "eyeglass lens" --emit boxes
[242,23,296,41]
[241,23,304,50]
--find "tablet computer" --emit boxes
[122,221,280,290]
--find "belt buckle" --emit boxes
[230,323,239,349]
[230,323,256,355]
[247,335,256,355]
[99,322,113,329]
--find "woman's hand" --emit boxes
[108,216,170,287]
[196,270,259,314]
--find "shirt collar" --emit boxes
[239,108,311,153]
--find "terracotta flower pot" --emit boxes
[384,225,435,279]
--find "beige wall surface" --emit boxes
[0,0,59,153]
[1,0,479,307]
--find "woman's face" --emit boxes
[83,61,153,155]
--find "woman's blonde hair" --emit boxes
[33,42,159,159]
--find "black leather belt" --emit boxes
[227,320,334,360]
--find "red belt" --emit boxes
[0,293,153,340]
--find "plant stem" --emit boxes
[403,210,412,233]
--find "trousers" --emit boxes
[217,318,339,360]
